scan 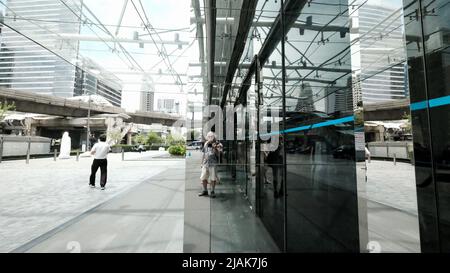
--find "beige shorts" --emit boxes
[200,166,217,181]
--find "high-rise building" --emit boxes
[0,0,122,107]
[74,57,122,107]
[325,77,354,114]
[358,2,408,103]
[0,0,81,97]
[140,80,155,112]
[157,98,179,114]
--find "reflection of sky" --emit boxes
[76,0,190,111]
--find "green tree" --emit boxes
[146,132,162,145]
[107,130,123,145]
[133,133,146,145]
[402,112,412,134]
[0,101,15,121]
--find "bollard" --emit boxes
[393,153,396,165]
[122,149,124,161]
[76,150,79,161]
[54,149,57,161]
[0,136,3,164]
[26,137,31,164]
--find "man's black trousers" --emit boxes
[90,159,107,187]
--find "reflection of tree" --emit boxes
[354,107,364,127]
[0,101,15,121]
[402,112,412,134]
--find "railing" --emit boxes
[0,135,52,163]
[367,141,414,162]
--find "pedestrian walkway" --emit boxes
[15,164,185,253]
[366,160,418,215]
[0,151,182,252]
[367,200,420,253]
[184,150,279,253]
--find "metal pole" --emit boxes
[26,137,31,164]
[76,150,79,161]
[393,153,396,165]
[54,149,57,161]
[0,136,4,164]
[280,0,288,253]
[86,94,91,151]
[122,149,124,161]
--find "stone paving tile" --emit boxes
[366,160,418,215]
[0,151,181,252]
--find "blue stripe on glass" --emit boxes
[429,95,450,108]
[259,115,354,136]
[284,125,311,133]
[310,116,354,129]
[410,101,428,111]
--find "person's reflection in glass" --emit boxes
[266,136,283,198]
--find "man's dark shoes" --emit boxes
[210,191,216,198]
[198,191,208,197]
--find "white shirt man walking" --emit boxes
[89,134,110,190]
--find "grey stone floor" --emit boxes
[367,201,421,253]
[20,163,185,253]
[366,160,418,215]
[184,150,279,253]
[365,160,421,253]
[0,151,180,252]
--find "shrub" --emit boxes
[168,145,186,156]
[149,144,168,150]
[166,134,185,146]
[111,144,134,152]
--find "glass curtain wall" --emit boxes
[282,0,361,252]
[404,0,450,252]
[205,0,450,253]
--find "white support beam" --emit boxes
[58,34,190,46]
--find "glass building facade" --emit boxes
[186,0,450,253]
[0,0,81,97]
[0,0,122,106]
[404,0,450,252]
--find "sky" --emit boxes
[78,0,191,112]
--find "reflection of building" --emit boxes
[157,98,179,114]
[325,79,353,114]
[358,2,408,103]
[352,72,362,108]
[295,83,315,112]
[74,58,122,107]
[0,0,122,107]
[0,0,81,97]
[141,91,155,112]
[140,80,155,112]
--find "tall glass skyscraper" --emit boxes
[357,1,408,103]
[0,0,81,97]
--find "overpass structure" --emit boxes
[363,99,410,121]
[0,88,182,126]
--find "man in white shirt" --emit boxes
[89,134,110,190]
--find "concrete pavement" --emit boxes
[0,151,182,252]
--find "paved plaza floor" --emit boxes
[366,160,421,252]
[0,154,421,253]
[0,151,184,252]
[366,160,418,215]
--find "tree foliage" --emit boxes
[146,132,163,145]
[0,101,15,121]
